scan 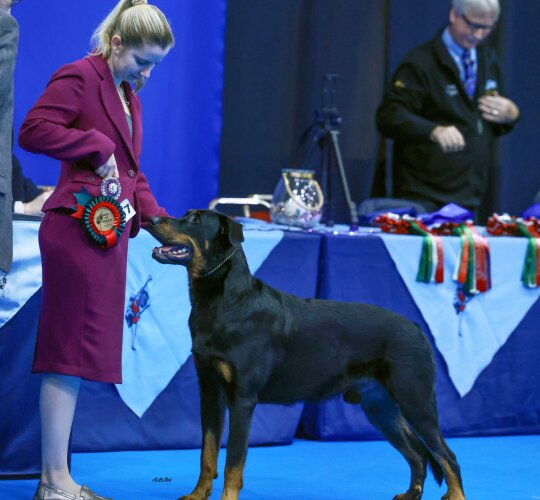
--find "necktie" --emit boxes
[461,49,476,97]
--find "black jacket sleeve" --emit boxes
[12,154,44,203]
[376,61,439,142]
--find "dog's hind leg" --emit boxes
[387,372,465,500]
[350,379,428,500]
[221,393,257,500]
[180,362,227,500]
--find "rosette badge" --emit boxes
[72,182,126,248]
[101,177,122,199]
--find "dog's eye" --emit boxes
[190,212,201,224]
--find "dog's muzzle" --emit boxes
[151,245,193,265]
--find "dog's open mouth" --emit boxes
[152,245,192,265]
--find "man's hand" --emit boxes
[478,94,520,124]
[430,125,466,153]
[22,191,53,216]
[95,154,119,178]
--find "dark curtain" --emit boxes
[219,0,389,222]
[498,0,540,215]
[220,0,532,223]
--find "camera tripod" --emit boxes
[300,104,359,230]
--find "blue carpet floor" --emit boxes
[1,436,539,499]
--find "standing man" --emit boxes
[377,0,519,217]
[0,0,18,276]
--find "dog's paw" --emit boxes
[441,493,465,500]
[178,489,212,500]
[393,485,423,500]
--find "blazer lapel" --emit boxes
[100,78,138,166]
[88,56,139,168]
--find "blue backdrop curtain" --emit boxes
[12,0,226,218]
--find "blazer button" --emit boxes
[86,174,96,181]
[128,169,136,178]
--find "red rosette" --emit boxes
[83,196,126,248]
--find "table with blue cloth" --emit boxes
[2,219,540,478]
[300,232,540,440]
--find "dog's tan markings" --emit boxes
[153,221,208,277]
[189,240,206,277]
[222,463,245,500]
[183,432,219,499]
[163,231,206,277]
[440,459,465,500]
[201,430,220,477]
[394,484,422,500]
[165,233,206,277]
[214,360,233,384]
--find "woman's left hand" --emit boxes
[95,153,119,178]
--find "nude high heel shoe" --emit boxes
[33,481,113,500]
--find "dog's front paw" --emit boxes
[393,487,422,500]
[441,494,465,500]
[178,487,212,500]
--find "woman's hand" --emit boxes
[95,154,119,178]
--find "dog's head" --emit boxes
[146,209,244,278]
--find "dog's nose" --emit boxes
[149,216,162,226]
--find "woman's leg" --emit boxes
[39,373,81,493]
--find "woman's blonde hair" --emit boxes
[91,0,174,59]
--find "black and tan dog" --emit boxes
[147,210,465,500]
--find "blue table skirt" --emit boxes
[298,235,540,440]
[0,290,42,477]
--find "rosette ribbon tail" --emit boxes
[452,224,491,295]
[409,220,444,284]
[517,222,540,288]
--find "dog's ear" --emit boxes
[219,215,244,246]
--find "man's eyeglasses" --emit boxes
[461,12,496,32]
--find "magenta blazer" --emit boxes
[19,54,166,236]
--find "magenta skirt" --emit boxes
[33,209,132,383]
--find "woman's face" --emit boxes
[109,35,171,86]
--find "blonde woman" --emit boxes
[19,1,174,498]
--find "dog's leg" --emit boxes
[221,393,256,500]
[350,380,428,500]
[180,364,227,500]
[387,373,465,500]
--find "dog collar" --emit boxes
[198,246,239,279]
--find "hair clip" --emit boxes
[132,0,148,6]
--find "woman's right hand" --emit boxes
[95,154,119,178]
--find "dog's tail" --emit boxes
[427,451,444,485]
